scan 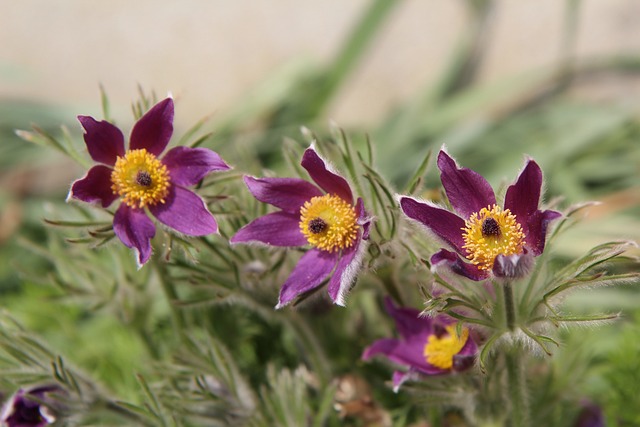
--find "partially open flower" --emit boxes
[230,146,372,307]
[362,298,477,391]
[1,386,60,427]
[400,150,561,281]
[68,98,230,266]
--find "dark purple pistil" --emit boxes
[481,217,501,237]
[433,323,447,338]
[308,218,327,234]
[136,171,152,187]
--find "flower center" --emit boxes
[462,204,525,271]
[424,324,469,370]
[111,149,170,209]
[299,194,358,253]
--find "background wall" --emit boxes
[2,0,639,128]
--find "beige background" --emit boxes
[1,0,640,128]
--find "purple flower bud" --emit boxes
[1,386,60,427]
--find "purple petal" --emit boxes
[493,253,534,278]
[361,338,402,361]
[130,98,174,156]
[362,336,445,376]
[452,353,476,372]
[355,197,372,240]
[149,186,217,236]
[399,197,466,254]
[243,176,323,214]
[524,209,562,255]
[68,165,118,208]
[77,116,125,166]
[276,249,339,308]
[113,204,156,266]
[230,211,307,247]
[2,387,56,427]
[431,249,488,281]
[327,233,366,306]
[457,334,478,358]
[437,150,496,218]
[301,147,353,204]
[162,146,230,186]
[391,370,420,392]
[504,159,543,220]
[383,297,432,339]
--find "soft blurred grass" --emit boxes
[0,0,639,424]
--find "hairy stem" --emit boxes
[503,281,516,331]
[506,350,530,427]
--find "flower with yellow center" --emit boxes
[400,151,562,281]
[423,325,470,370]
[111,149,171,209]
[299,194,358,252]
[69,97,230,267]
[461,204,525,271]
[231,147,372,307]
[363,298,477,390]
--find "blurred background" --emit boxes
[1,0,640,424]
[2,1,640,125]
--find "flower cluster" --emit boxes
[65,97,570,405]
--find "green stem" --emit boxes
[155,262,186,339]
[503,281,516,331]
[505,350,530,427]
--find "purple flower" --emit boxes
[230,146,372,308]
[573,401,606,427]
[1,386,59,427]
[68,98,231,266]
[362,298,477,391]
[399,150,561,281]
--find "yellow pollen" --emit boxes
[462,204,525,271]
[299,194,358,253]
[111,149,170,209]
[424,325,469,370]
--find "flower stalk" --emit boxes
[503,281,516,332]
[506,349,530,427]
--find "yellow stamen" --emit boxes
[111,149,170,209]
[299,194,358,253]
[424,325,469,370]
[462,204,525,271]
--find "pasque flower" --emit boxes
[399,150,561,280]
[230,146,372,307]
[1,386,59,427]
[362,298,477,391]
[68,98,230,266]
